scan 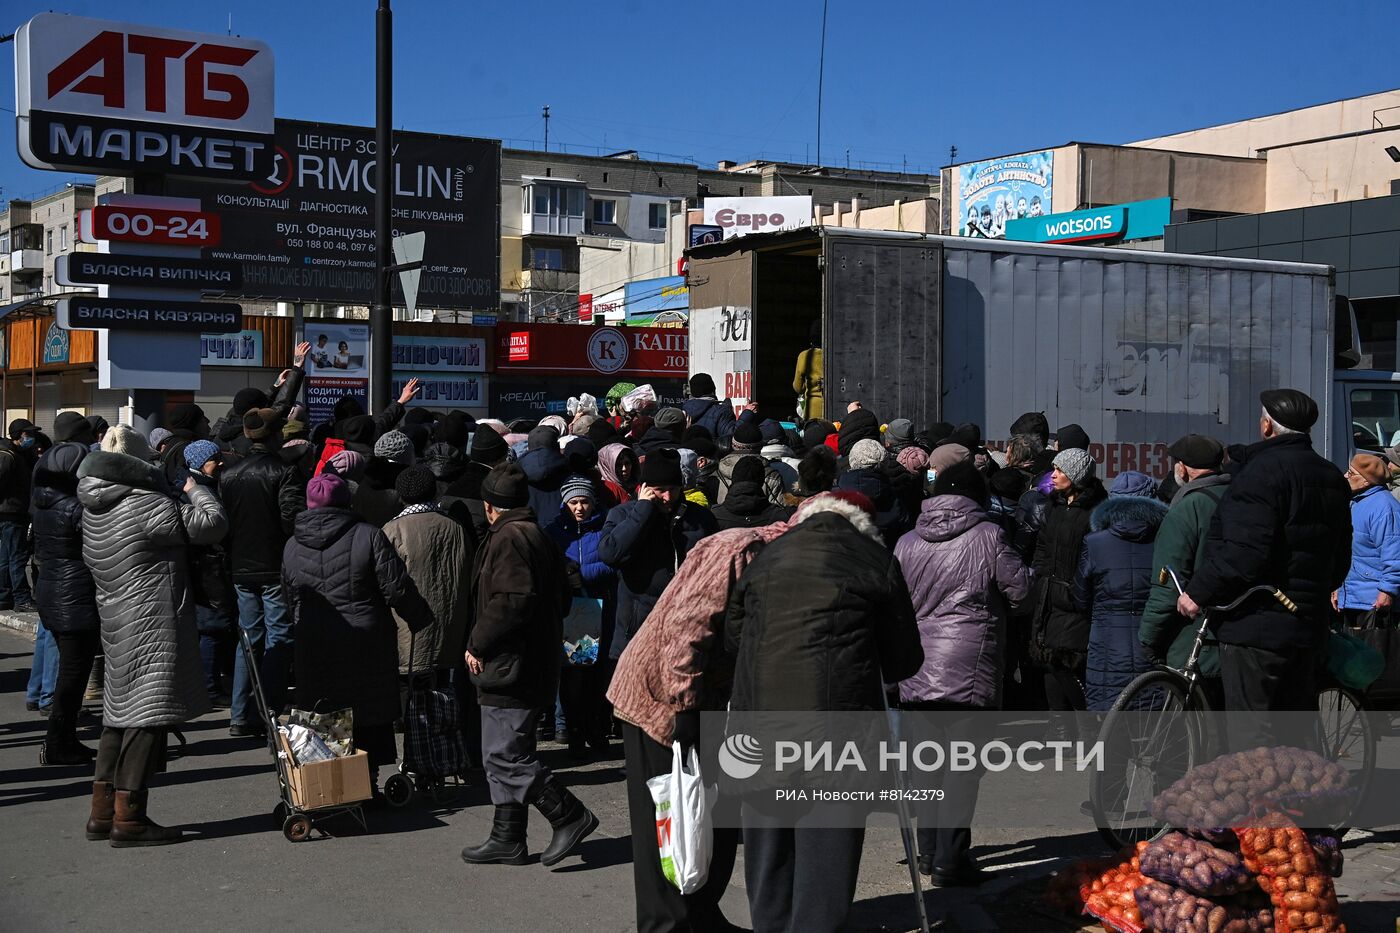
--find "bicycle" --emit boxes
[1089,567,1376,850]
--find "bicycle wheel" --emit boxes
[1091,670,1207,850]
[1315,685,1376,831]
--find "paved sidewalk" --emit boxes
[3,623,1398,931]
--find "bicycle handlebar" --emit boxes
[1157,566,1298,614]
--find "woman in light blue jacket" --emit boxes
[1336,452,1400,622]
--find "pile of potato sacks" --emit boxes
[1046,747,1350,933]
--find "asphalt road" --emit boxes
[3,624,1398,932]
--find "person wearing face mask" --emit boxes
[1139,435,1230,691]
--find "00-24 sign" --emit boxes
[80,205,222,247]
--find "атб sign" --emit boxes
[14,13,274,179]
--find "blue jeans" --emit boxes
[0,519,32,608]
[230,582,291,727]
[26,622,58,708]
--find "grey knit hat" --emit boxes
[848,438,887,471]
[885,418,913,449]
[374,430,415,465]
[1052,447,1096,486]
[560,474,596,505]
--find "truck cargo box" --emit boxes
[687,227,1336,479]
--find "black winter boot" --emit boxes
[532,777,598,867]
[460,804,529,865]
[109,789,184,847]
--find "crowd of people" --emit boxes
[9,355,1388,931]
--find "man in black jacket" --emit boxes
[598,449,717,659]
[725,490,922,933]
[209,341,312,452]
[0,418,38,611]
[460,463,597,868]
[220,408,306,737]
[442,424,507,543]
[1179,389,1352,749]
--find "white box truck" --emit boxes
[687,227,1389,478]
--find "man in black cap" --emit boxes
[681,372,757,448]
[0,419,38,610]
[1178,390,1351,748]
[442,425,508,543]
[160,402,212,487]
[1052,423,1090,452]
[1139,434,1231,696]
[462,462,598,868]
[598,449,717,660]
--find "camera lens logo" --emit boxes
[718,733,764,780]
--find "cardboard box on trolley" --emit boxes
[276,729,372,810]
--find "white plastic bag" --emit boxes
[620,383,657,413]
[281,723,334,764]
[645,742,716,894]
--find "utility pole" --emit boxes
[542,104,551,153]
[949,145,958,165]
[371,0,393,413]
[816,0,828,166]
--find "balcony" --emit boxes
[9,249,43,272]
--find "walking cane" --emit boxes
[882,688,933,933]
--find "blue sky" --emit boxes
[3,0,1398,200]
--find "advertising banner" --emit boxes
[957,150,1053,238]
[1005,197,1172,245]
[200,329,264,367]
[166,119,500,310]
[490,375,685,423]
[623,275,689,326]
[390,334,486,373]
[494,323,688,377]
[15,14,275,179]
[391,372,487,409]
[306,376,367,428]
[304,321,368,427]
[591,287,625,323]
[702,196,812,240]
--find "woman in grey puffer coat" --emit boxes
[77,425,227,847]
[893,461,1031,886]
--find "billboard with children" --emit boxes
[957,150,1053,239]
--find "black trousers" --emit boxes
[46,630,99,747]
[741,804,864,933]
[560,664,609,747]
[94,726,167,791]
[1220,642,1320,752]
[622,723,739,933]
[903,701,984,873]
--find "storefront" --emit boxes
[491,322,688,422]
[0,313,493,430]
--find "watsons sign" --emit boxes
[1006,198,1172,246]
[1031,207,1124,244]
